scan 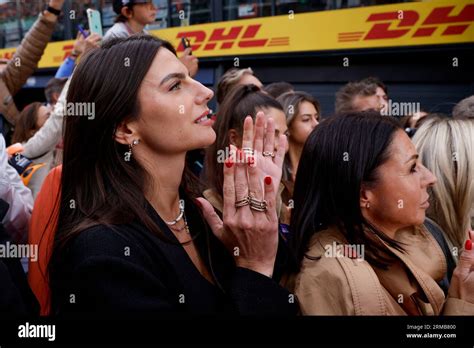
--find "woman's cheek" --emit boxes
[298,122,310,140]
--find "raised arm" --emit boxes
[2,0,65,98]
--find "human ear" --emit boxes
[360,183,375,210]
[114,118,139,146]
[121,6,134,19]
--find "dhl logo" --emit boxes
[1,2,472,66]
[338,4,474,42]
[45,44,74,64]
[175,24,289,52]
[0,43,74,61]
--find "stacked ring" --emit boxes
[249,196,267,212]
[235,196,250,208]
[242,147,254,156]
[262,151,275,158]
[235,196,267,211]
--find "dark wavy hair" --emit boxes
[48,35,203,311]
[204,84,283,197]
[290,111,405,271]
[12,102,42,144]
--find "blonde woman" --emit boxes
[412,117,474,257]
[216,67,263,104]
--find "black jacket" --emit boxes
[0,198,39,317]
[51,194,297,317]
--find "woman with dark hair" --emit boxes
[12,103,50,145]
[48,35,296,316]
[204,84,287,219]
[12,102,52,199]
[277,91,320,210]
[291,111,474,315]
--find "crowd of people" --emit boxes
[1,0,474,317]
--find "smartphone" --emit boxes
[181,37,191,54]
[87,9,103,37]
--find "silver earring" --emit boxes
[129,139,140,152]
[366,202,370,208]
[125,139,140,162]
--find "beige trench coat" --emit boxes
[295,225,474,315]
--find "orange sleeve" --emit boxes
[28,165,62,316]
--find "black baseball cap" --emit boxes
[113,0,153,14]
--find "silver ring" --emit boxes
[262,151,275,158]
[235,196,250,208]
[249,197,267,212]
[242,147,254,155]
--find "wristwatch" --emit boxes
[45,5,61,16]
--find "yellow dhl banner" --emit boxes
[0,0,472,69]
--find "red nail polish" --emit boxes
[264,176,272,185]
[465,239,472,251]
[225,158,233,168]
[194,199,202,208]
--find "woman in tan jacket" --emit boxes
[290,111,474,315]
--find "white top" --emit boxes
[103,22,148,44]
[22,78,70,159]
[0,134,33,244]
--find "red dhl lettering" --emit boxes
[0,51,15,60]
[61,44,74,60]
[339,4,474,42]
[176,24,270,52]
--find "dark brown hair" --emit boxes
[44,78,67,104]
[277,91,321,127]
[48,35,203,311]
[12,102,42,144]
[290,111,405,271]
[115,12,129,23]
[264,82,294,99]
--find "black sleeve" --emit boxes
[0,220,39,316]
[54,227,179,318]
[228,267,298,316]
[57,256,178,317]
[0,260,29,316]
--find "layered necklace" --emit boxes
[165,199,190,234]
